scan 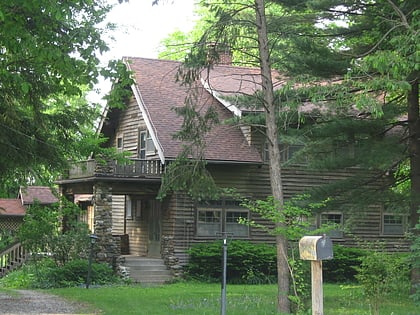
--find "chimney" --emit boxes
[207,42,232,65]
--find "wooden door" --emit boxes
[148,200,161,257]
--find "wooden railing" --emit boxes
[0,242,27,277]
[67,159,164,179]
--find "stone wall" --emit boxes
[93,183,120,266]
[161,235,183,278]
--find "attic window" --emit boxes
[139,130,156,158]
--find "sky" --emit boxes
[88,0,197,102]
[105,0,197,59]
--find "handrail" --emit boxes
[0,242,27,277]
[67,159,164,179]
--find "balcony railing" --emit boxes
[67,159,164,179]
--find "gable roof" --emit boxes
[201,64,285,116]
[0,199,25,216]
[19,186,58,205]
[122,57,263,165]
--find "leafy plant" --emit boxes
[409,215,420,305]
[323,245,367,283]
[0,258,120,289]
[355,247,410,315]
[18,198,90,266]
[186,240,277,284]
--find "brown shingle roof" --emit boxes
[19,186,58,205]
[125,57,262,164]
[0,199,25,216]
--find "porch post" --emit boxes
[93,183,119,265]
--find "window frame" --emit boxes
[382,213,407,236]
[319,212,344,239]
[196,200,249,238]
[116,135,123,152]
[138,129,155,158]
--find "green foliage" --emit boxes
[186,240,277,284]
[409,217,420,305]
[355,248,411,315]
[323,245,367,283]
[0,230,16,251]
[18,199,90,265]
[0,258,119,289]
[0,0,133,194]
[241,195,329,240]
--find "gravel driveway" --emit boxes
[0,290,97,315]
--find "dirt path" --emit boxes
[0,290,97,315]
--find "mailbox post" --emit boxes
[299,235,333,315]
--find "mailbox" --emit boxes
[299,235,333,261]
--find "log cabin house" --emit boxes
[57,57,410,270]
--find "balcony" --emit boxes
[66,159,164,179]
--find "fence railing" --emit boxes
[67,159,164,179]
[0,242,27,277]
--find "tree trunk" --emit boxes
[254,0,290,313]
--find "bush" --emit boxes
[186,240,277,284]
[355,250,410,315]
[0,258,120,289]
[323,244,367,283]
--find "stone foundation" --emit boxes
[161,235,183,278]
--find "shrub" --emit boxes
[186,240,277,284]
[322,244,367,283]
[355,250,410,315]
[0,258,120,289]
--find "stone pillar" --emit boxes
[93,183,119,266]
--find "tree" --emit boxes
[254,0,290,312]
[0,0,132,195]
[160,0,419,310]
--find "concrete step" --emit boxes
[121,256,173,284]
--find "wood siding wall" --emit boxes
[160,163,408,265]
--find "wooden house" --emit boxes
[57,57,410,270]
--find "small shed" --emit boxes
[0,199,26,231]
[19,186,58,205]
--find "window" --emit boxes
[197,200,249,237]
[125,195,132,219]
[138,129,156,158]
[382,214,406,235]
[126,195,143,220]
[280,144,305,163]
[226,211,249,237]
[319,212,343,238]
[139,131,146,159]
[116,136,123,152]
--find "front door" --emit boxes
[148,200,161,257]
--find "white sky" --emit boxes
[105,0,197,59]
[89,0,197,102]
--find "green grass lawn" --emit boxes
[49,282,418,315]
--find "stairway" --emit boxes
[120,256,173,284]
[0,242,27,278]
